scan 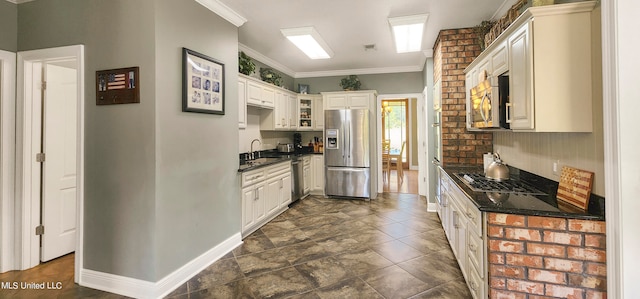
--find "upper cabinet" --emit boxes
[322,90,377,110]
[238,77,247,129]
[243,74,275,109]
[297,94,323,131]
[464,1,597,132]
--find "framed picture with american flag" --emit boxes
[96,67,140,105]
[182,48,225,115]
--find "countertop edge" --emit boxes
[238,153,320,172]
[440,166,605,221]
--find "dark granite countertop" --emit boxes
[237,151,320,172]
[441,165,605,221]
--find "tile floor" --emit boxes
[167,193,472,299]
[0,193,472,299]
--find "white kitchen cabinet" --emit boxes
[311,154,324,194]
[490,41,508,76]
[298,95,315,131]
[260,89,300,131]
[241,182,266,234]
[464,2,596,132]
[240,161,291,237]
[507,22,534,130]
[238,77,247,129]
[288,94,298,130]
[322,90,376,110]
[439,168,487,299]
[313,95,324,130]
[303,156,311,195]
[245,75,275,109]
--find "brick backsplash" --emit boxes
[433,28,492,166]
[488,213,607,299]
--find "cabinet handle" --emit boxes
[466,212,475,220]
[469,243,477,253]
[506,102,512,123]
[470,281,478,291]
[254,189,258,200]
[280,179,283,189]
[453,211,459,228]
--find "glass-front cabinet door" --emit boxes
[298,97,313,130]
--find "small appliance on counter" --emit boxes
[277,143,294,153]
[293,133,303,150]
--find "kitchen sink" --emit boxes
[243,157,282,166]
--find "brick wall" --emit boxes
[433,28,492,166]
[487,213,607,299]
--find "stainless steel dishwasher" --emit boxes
[291,157,305,203]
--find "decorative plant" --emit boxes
[339,75,361,91]
[473,20,496,51]
[259,68,283,86]
[238,51,255,75]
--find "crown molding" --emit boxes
[238,43,297,78]
[239,44,425,79]
[194,0,246,27]
[295,62,425,79]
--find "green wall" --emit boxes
[0,1,17,52]
[154,0,239,280]
[17,0,240,282]
[19,0,158,281]
[295,72,424,94]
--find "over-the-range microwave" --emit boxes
[468,74,510,130]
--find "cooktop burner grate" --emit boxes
[454,173,546,195]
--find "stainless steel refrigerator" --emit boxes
[324,109,370,198]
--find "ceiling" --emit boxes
[217,0,518,78]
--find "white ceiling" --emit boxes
[217,0,518,78]
[5,0,517,77]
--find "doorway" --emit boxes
[377,95,425,195]
[13,45,84,282]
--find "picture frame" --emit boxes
[182,48,225,114]
[96,67,140,105]
[298,84,309,94]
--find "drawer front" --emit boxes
[466,203,483,237]
[467,230,485,277]
[467,260,485,299]
[242,169,265,188]
[267,161,291,176]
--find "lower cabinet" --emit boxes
[241,161,291,238]
[311,154,324,195]
[439,169,487,299]
[303,156,311,195]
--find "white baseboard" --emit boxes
[80,232,243,299]
[80,269,155,299]
[427,202,437,212]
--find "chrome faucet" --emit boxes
[250,138,261,160]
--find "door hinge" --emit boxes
[42,81,47,90]
[36,153,45,163]
[35,225,44,236]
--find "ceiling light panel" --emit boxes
[281,27,334,59]
[388,14,429,53]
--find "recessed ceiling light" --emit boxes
[281,27,333,59]
[388,14,429,53]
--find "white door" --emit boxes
[40,63,77,262]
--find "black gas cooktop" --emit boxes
[454,173,546,195]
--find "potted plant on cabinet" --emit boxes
[238,51,255,76]
[340,75,361,91]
